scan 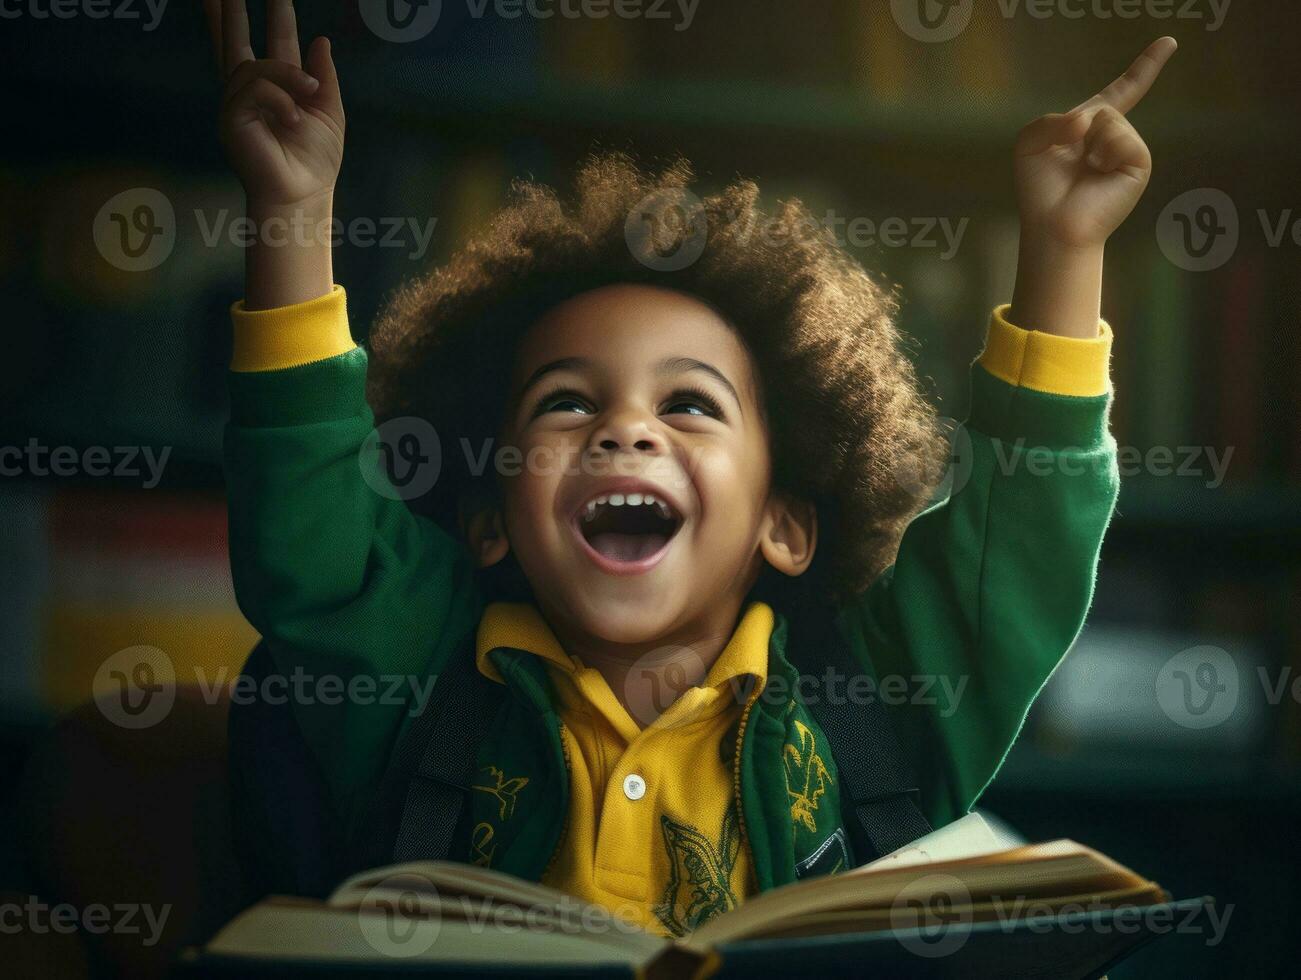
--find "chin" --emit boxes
[566,589,684,648]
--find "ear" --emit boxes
[758,491,817,577]
[463,506,511,569]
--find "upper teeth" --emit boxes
[583,493,673,521]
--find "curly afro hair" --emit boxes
[366,153,947,607]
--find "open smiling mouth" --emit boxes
[574,492,683,570]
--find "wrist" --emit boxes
[246,190,336,248]
[1009,231,1105,339]
[244,190,335,312]
[247,187,335,224]
[1016,223,1105,261]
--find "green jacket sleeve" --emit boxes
[836,306,1120,827]
[223,287,483,832]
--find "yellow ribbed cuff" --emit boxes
[229,285,355,372]
[976,304,1112,398]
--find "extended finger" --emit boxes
[202,0,223,73]
[1082,108,1151,174]
[304,36,344,129]
[221,0,255,77]
[1071,36,1177,116]
[224,76,301,130]
[1015,110,1093,157]
[223,58,320,107]
[267,0,301,67]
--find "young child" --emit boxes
[207,0,1174,938]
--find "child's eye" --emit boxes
[532,388,593,416]
[662,387,724,419]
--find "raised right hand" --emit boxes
[204,0,345,210]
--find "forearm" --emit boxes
[244,190,335,310]
[225,339,484,818]
[1008,232,1105,339]
[839,308,1117,822]
[225,292,475,671]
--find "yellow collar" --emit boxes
[474,600,774,691]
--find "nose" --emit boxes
[590,404,667,455]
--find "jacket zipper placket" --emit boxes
[499,651,572,884]
[731,677,764,882]
[540,720,573,881]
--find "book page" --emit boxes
[856,812,1004,873]
[687,840,1158,949]
[207,901,667,967]
[330,860,575,910]
[327,860,662,959]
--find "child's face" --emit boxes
[478,283,810,648]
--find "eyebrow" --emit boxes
[519,357,589,397]
[655,356,743,409]
[518,355,744,411]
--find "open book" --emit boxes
[183,818,1210,979]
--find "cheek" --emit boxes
[500,437,574,530]
[692,442,770,531]
[502,473,553,533]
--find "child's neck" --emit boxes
[539,601,748,725]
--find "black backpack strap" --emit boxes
[387,650,506,863]
[787,616,933,863]
[228,640,348,900]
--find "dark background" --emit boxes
[2,1,1299,977]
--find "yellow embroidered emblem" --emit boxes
[472,766,530,821]
[783,719,832,834]
[470,822,496,867]
[652,804,742,936]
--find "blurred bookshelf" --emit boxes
[5,0,1299,696]
[4,4,1300,973]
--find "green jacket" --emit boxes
[224,321,1118,889]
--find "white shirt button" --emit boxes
[622,773,646,801]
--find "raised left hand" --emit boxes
[1014,36,1177,249]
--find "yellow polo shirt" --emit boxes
[475,601,774,937]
